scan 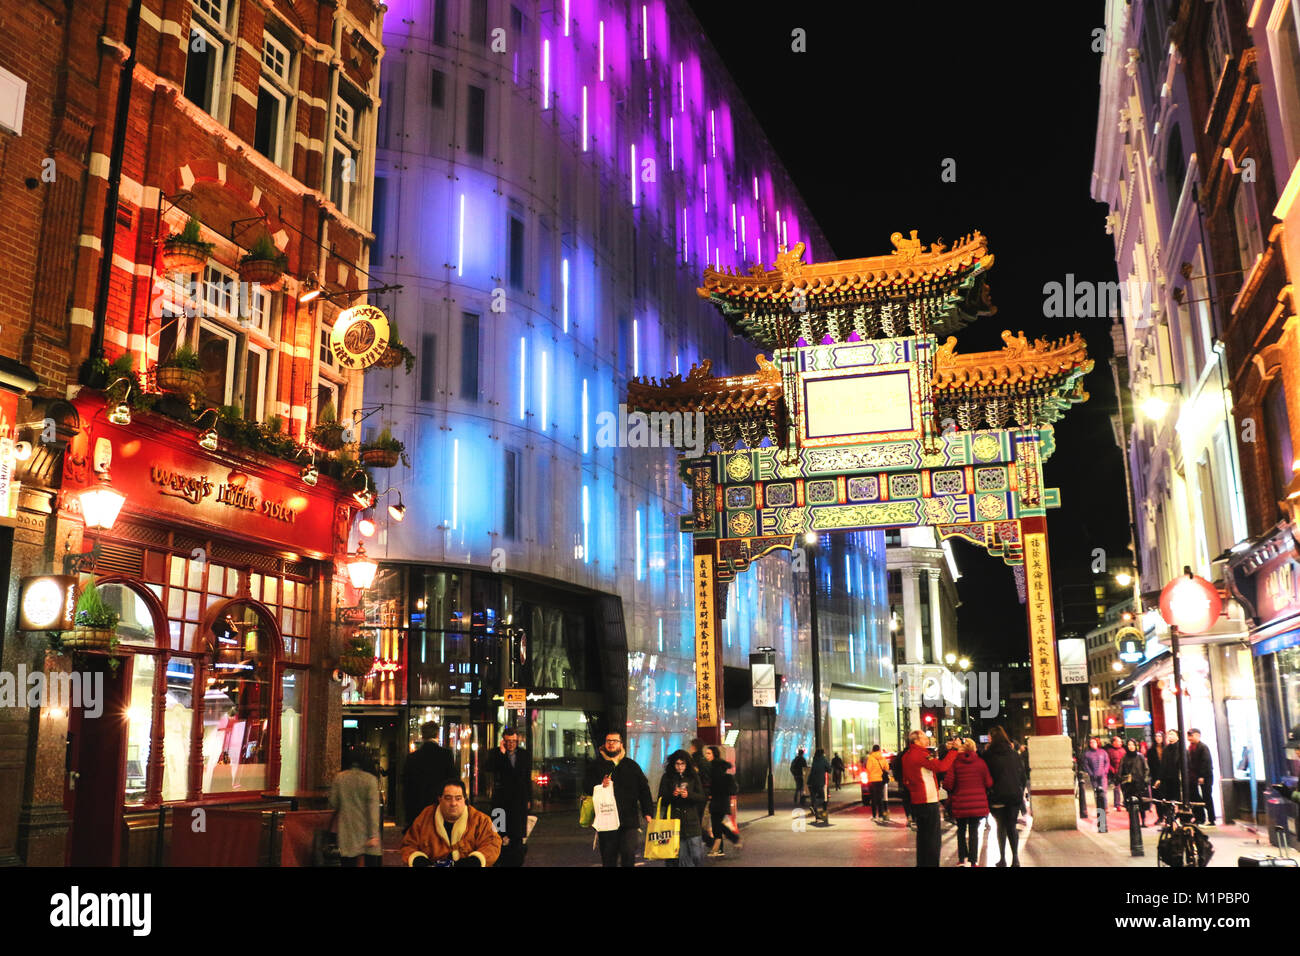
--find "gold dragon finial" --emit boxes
[775,242,806,278]
[890,230,923,262]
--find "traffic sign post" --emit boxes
[504,688,526,713]
[751,649,777,817]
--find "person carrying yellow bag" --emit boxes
[654,749,706,865]
[644,799,680,862]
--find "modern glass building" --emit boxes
[351,0,890,811]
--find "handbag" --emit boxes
[644,799,681,861]
[578,796,595,828]
[592,783,621,832]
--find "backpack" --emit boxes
[889,752,904,783]
[790,757,803,776]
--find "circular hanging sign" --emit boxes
[330,304,390,369]
[1158,572,1222,635]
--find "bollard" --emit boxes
[1128,796,1145,857]
[1078,773,1088,819]
[1096,787,1108,833]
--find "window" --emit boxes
[255,30,294,168]
[433,0,447,46]
[1265,378,1295,503]
[244,344,267,421]
[1233,183,1264,277]
[1164,125,1186,217]
[431,69,445,108]
[419,332,437,402]
[466,85,486,156]
[508,210,525,290]
[1267,0,1300,165]
[470,0,488,46]
[185,0,232,120]
[504,449,519,539]
[1207,0,1232,84]
[319,326,334,367]
[331,94,361,217]
[317,377,343,424]
[460,312,480,400]
[198,321,236,406]
[371,176,387,271]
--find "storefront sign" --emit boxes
[1114,625,1145,663]
[1123,707,1152,727]
[693,554,717,727]
[503,688,526,712]
[17,575,77,631]
[149,465,301,524]
[1024,532,1060,717]
[1258,553,1300,623]
[1057,637,1087,684]
[330,305,391,370]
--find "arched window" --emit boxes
[201,600,278,795]
[1165,126,1187,217]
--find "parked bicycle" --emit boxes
[1151,799,1213,867]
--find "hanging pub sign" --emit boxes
[330,304,391,369]
[18,575,78,631]
[1114,625,1144,663]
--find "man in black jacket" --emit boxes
[1186,729,1216,826]
[1153,729,1186,819]
[483,727,533,866]
[586,730,654,867]
[403,722,456,831]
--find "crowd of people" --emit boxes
[1079,729,1216,827]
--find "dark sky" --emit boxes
[688,0,1129,662]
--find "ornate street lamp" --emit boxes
[346,544,378,590]
[79,473,126,531]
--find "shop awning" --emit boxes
[1109,649,1170,702]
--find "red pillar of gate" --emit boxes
[1020,515,1064,737]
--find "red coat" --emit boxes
[1106,743,1125,774]
[947,752,993,819]
[900,744,958,804]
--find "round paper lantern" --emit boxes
[1158,571,1221,635]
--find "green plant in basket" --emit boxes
[159,345,202,371]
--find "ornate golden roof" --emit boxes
[698,231,992,302]
[933,330,1093,392]
[626,355,783,415]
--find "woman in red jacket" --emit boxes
[947,738,993,866]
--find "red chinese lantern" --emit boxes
[1158,569,1221,635]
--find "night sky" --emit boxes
[688,0,1129,662]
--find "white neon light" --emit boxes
[669,117,675,170]
[582,377,589,454]
[702,163,707,212]
[541,350,548,431]
[562,257,569,333]
[674,353,679,376]
[563,0,570,36]
[452,438,460,530]
[682,208,688,262]
[753,175,759,200]
[642,5,648,60]
[714,247,719,270]
[678,61,684,112]
[582,485,590,564]
[598,21,605,80]
[731,202,737,249]
[630,144,637,205]
[782,219,787,246]
[542,39,550,109]
[457,193,465,276]
[741,214,746,260]
[636,509,643,580]
[705,234,710,265]
[519,337,526,420]
[710,109,716,157]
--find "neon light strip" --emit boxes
[541,350,548,431]
[702,163,707,212]
[630,144,637,205]
[542,39,550,109]
[456,193,465,276]
[710,109,716,157]
[753,175,759,200]
[582,485,590,563]
[581,85,588,151]
[452,438,459,529]
[581,377,589,454]
[669,117,675,170]
[632,318,639,377]
[563,0,569,37]
[519,337,526,420]
[642,5,648,60]
[598,21,605,81]
[731,202,737,249]
[562,257,569,333]
[636,509,643,580]
[682,208,688,262]
[678,62,684,111]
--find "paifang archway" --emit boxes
[626,231,1093,828]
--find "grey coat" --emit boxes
[329,768,382,858]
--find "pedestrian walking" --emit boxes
[689,736,709,832]
[1082,736,1109,816]
[1119,737,1151,826]
[865,745,891,822]
[482,727,532,867]
[1152,729,1186,819]
[983,726,1024,866]
[1186,729,1216,826]
[831,753,844,791]
[707,746,742,856]
[946,738,992,866]
[329,748,383,867]
[890,748,912,827]
[1149,730,1166,771]
[585,731,655,867]
[402,721,457,831]
[1107,736,1126,809]
[807,748,832,822]
[657,750,706,866]
[790,747,808,806]
[900,729,959,867]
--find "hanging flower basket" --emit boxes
[156,366,205,397]
[311,421,347,450]
[60,628,116,651]
[161,240,210,276]
[372,346,404,369]
[338,650,375,677]
[360,447,399,468]
[238,256,285,289]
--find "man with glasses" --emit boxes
[484,727,533,866]
[586,731,654,867]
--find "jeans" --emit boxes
[955,817,981,863]
[1194,780,1216,824]
[913,802,941,867]
[869,781,886,818]
[667,835,704,867]
[991,804,1019,863]
[598,827,640,867]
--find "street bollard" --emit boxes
[1096,788,1108,833]
[1077,773,1088,819]
[1128,796,1144,857]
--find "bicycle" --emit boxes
[1151,799,1213,867]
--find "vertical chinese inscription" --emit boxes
[1024,531,1060,717]
[693,553,717,728]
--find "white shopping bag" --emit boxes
[592,784,621,832]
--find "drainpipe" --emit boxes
[86,0,143,371]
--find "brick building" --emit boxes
[0,0,388,866]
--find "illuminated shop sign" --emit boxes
[330,305,391,369]
[18,575,77,631]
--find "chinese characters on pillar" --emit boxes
[1024,531,1060,717]
[693,554,717,727]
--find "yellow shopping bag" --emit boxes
[643,799,681,861]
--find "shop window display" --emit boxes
[124,654,156,805]
[202,604,273,793]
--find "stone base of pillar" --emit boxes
[1026,734,1079,832]
[15,802,70,866]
